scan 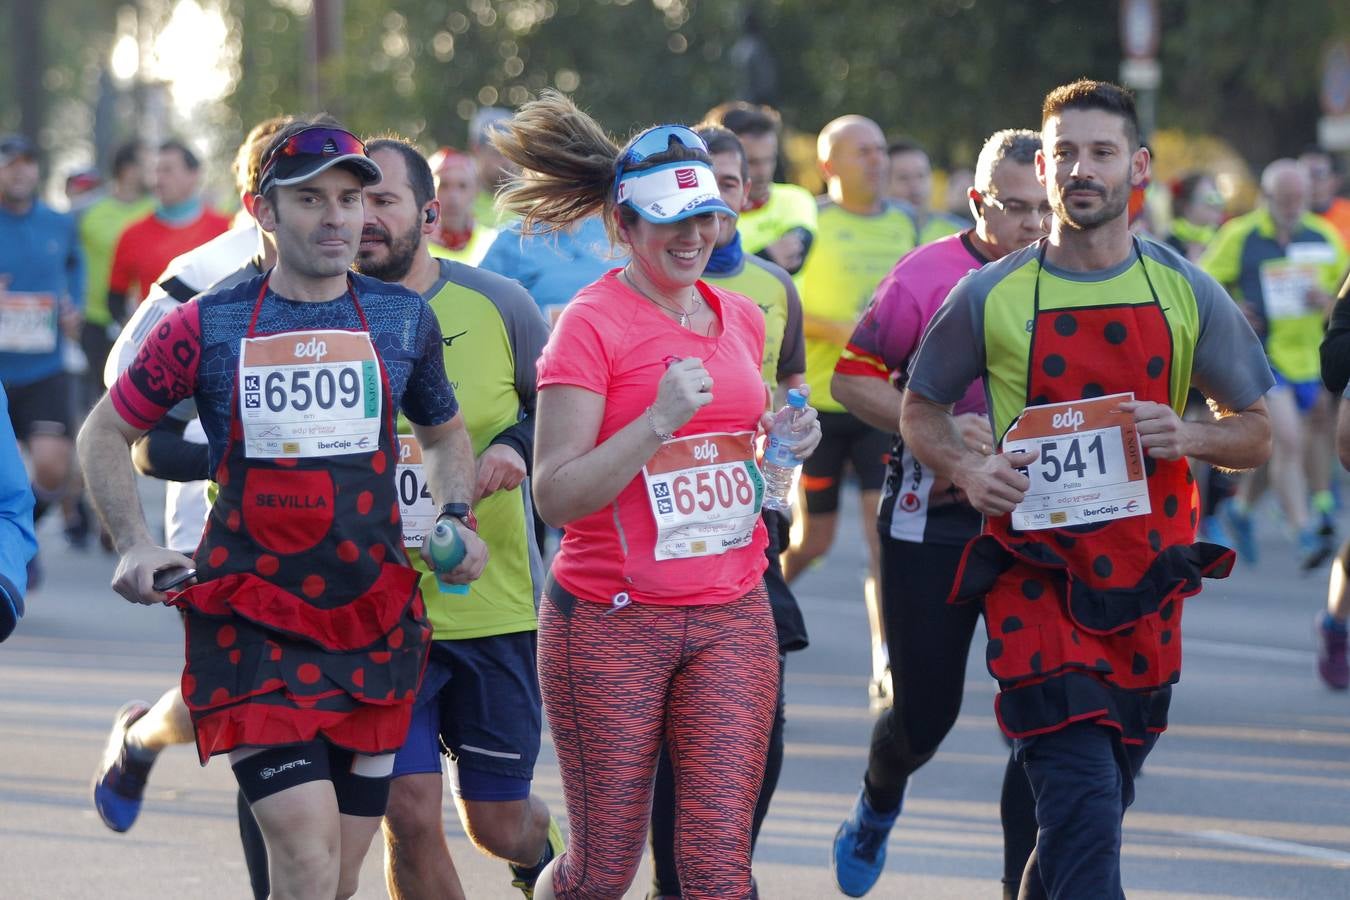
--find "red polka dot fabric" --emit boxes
[952,298,1235,744]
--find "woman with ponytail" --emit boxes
[494,92,821,899]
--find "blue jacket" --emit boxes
[0,384,36,640]
[0,201,85,386]
[479,216,625,321]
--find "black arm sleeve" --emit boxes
[130,417,211,483]
[1319,272,1350,394]
[489,415,535,474]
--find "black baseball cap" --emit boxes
[0,135,38,166]
[257,126,382,194]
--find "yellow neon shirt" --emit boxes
[797,200,917,411]
[739,183,818,255]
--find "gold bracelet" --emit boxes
[646,405,675,441]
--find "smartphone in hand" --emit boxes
[153,566,197,592]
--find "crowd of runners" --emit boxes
[0,74,1348,900]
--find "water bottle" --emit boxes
[425,519,469,596]
[761,389,808,511]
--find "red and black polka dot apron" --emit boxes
[950,241,1234,744]
[173,276,429,763]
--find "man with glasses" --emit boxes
[829,129,1046,898]
[79,119,486,899]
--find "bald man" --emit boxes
[1203,159,1350,569]
[787,115,918,705]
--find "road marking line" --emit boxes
[1184,638,1311,665]
[1189,830,1350,865]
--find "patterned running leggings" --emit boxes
[539,581,779,899]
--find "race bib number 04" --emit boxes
[395,435,436,546]
[395,434,469,596]
[239,330,381,459]
[642,432,764,561]
[1001,392,1150,531]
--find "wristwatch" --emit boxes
[437,502,478,532]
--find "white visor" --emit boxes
[616,162,737,224]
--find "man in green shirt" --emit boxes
[704,101,817,274]
[78,141,152,393]
[355,138,561,900]
[790,114,917,705]
[1201,159,1349,568]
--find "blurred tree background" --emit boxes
[2,0,1348,201]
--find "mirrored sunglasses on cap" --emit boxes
[613,125,709,195]
[258,126,381,193]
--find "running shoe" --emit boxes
[509,815,565,898]
[92,701,155,832]
[1199,514,1231,548]
[1316,612,1349,690]
[1222,505,1257,563]
[1299,527,1334,572]
[831,789,899,897]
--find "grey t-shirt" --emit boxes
[907,238,1273,428]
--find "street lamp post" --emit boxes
[307,0,346,116]
[1119,0,1161,141]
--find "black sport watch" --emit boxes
[437,502,478,532]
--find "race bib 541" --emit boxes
[1001,392,1151,531]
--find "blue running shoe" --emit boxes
[1199,514,1231,548]
[831,789,899,897]
[92,701,155,832]
[1299,526,1334,572]
[1221,504,1257,563]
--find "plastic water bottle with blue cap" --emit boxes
[426,520,469,595]
[761,388,808,511]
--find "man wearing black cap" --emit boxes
[0,134,84,585]
[78,119,488,899]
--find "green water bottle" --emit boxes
[426,519,469,596]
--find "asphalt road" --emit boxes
[4,482,1349,899]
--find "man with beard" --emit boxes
[355,138,561,900]
[901,81,1273,897]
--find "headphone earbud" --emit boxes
[425,207,437,225]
